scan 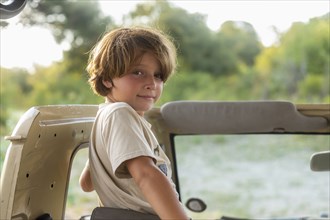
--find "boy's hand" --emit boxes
[79,160,94,192]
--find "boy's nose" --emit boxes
[145,76,156,89]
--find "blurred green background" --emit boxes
[1,1,329,138]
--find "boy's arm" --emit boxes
[126,156,189,220]
[79,160,94,192]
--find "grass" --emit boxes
[175,135,330,219]
[65,148,99,219]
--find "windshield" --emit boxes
[174,134,329,219]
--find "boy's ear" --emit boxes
[102,80,112,89]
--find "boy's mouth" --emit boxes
[137,95,156,101]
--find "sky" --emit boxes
[1,0,329,70]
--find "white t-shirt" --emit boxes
[89,102,177,214]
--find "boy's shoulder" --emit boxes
[99,102,136,116]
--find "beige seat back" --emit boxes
[1,105,98,220]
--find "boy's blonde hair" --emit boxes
[86,27,177,96]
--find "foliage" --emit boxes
[254,13,329,102]
[127,1,262,76]
[19,0,115,74]
[217,21,262,69]
[158,70,260,105]
[0,68,31,134]
[1,0,329,135]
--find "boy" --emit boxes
[79,27,189,219]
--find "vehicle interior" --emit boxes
[1,101,329,219]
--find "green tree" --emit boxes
[26,63,102,106]
[127,1,231,76]
[19,0,115,74]
[216,21,262,74]
[254,13,329,102]
[0,68,31,134]
[128,1,262,76]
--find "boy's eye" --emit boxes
[131,70,164,81]
[155,73,164,81]
[133,71,143,76]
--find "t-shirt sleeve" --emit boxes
[102,107,156,178]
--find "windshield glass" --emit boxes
[174,134,329,219]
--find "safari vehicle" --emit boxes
[1,1,329,219]
[0,101,329,220]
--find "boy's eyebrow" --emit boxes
[129,64,146,70]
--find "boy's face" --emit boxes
[106,52,163,116]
